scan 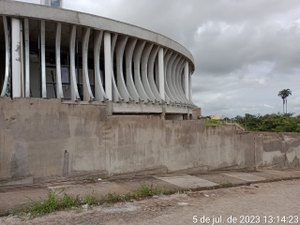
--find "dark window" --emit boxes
[51,0,61,8]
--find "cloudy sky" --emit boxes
[19,0,300,117]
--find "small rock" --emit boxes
[97,178,102,181]
[82,204,89,209]
[152,195,159,199]
[204,194,210,198]
[177,202,189,206]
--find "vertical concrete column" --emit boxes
[125,39,139,102]
[133,41,148,101]
[176,59,188,103]
[166,54,180,103]
[82,28,94,101]
[163,51,173,103]
[40,20,47,98]
[141,43,156,101]
[24,18,30,98]
[116,36,131,102]
[1,16,11,97]
[11,18,23,98]
[55,23,63,99]
[158,48,165,101]
[147,46,161,101]
[94,30,107,101]
[104,32,112,101]
[110,34,123,102]
[189,72,192,103]
[184,61,190,101]
[69,25,80,100]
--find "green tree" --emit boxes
[278,89,292,114]
[232,113,300,133]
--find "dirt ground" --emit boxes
[1,179,299,225]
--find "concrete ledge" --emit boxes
[112,102,191,114]
[165,105,189,114]
[112,102,163,114]
[0,176,33,187]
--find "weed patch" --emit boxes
[28,192,79,217]
[21,184,170,218]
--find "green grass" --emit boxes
[134,184,164,198]
[205,119,222,127]
[23,184,168,218]
[29,192,80,217]
[84,195,98,206]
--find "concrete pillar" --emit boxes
[40,20,47,98]
[82,69,89,101]
[141,43,156,101]
[184,61,189,101]
[110,34,123,102]
[147,46,161,101]
[133,41,148,101]
[82,28,94,101]
[1,16,10,97]
[158,48,165,101]
[11,18,23,98]
[189,72,192,103]
[125,39,139,102]
[69,25,80,100]
[116,36,131,102]
[24,18,30,98]
[55,23,63,99]
[104,32,112,101]
[94,30,107,101]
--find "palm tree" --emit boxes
[278,89,292,114]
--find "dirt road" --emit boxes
[1,179,299,225]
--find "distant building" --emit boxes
[210,115,222,120]
[192,108,202,119]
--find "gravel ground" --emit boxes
[1,179,300,225]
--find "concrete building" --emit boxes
[1,1,299,184]
[0,0,195,117]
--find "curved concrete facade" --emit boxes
[0,1,195,114]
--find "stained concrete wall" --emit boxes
[0,98,299,182]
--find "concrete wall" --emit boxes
[0,98,299,182]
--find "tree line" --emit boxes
[232,113,300,132]
[231,89,298,132]
[206,89,298,132]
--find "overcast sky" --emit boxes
[18,0,300,117]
